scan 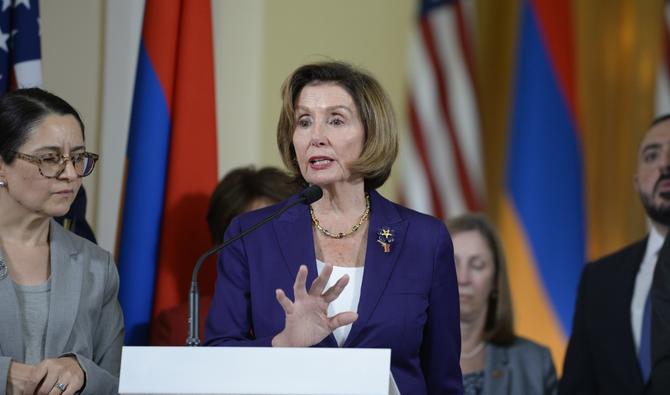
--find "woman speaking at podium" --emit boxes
[205,62,463,394]
[0,89,123,395]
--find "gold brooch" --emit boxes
[377,228,394,253]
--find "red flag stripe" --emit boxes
[152,0,218,318]
[408,98,445,219]
[420,15,479,212]
[454,2,478,99]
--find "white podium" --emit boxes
[119,346,400,395]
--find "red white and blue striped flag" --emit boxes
[0,0,41,93]
[117,0,218,345]
[401,0,484,219]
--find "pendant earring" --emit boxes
[0,180,6,187]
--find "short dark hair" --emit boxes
[0,88,85,164]
[206,166,300,243]
[276,61,398,190]
[447,213,516,345]
[651,113,670,128]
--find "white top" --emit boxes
[631,225,663,352]
[316,259,364,347]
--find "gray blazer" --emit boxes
[481,338,558,395]
[0,220,124,395]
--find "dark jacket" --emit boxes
[560,239,647,394]
[205,190,463,394]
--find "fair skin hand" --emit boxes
[272,265,358,347]
[8,357,84,395]
[453,229,496,373]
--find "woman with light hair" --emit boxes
[206,61,463,394]
[448,213,557,395]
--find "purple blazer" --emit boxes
[205,190,463,395]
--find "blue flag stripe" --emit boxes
[506,2,585,334]
[117,42,172,345]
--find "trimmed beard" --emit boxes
[640,190,670,226]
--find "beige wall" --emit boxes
[214,0,414,198]
[41,0,415,239]
[259,0,414,199]
[41,0,104,230]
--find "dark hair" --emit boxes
[651,113,670,128]
[206,166,300,243]
[0,88,85,164]
[276,61,398,190]
[447,213,516,345]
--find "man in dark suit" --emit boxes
[560,115,670,395]
[646,235,670,393]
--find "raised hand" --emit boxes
[272,264,358,347]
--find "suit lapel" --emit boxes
[0,248,23,360]
[273,197,318,287]
[482,345,509,395]
[273,197,339,347]
[44,220,83,357]
[618,238,648,386]
[344,190,406,347]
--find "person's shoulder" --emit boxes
[233,193,302,225]
[52,219,111,263]
[496,338,557,388]
[585,237,647,275]
[372,191,445,229]
[396,203,443,226]
[372,193,451,253]
[492,337,553,368]
[505,336,552,356]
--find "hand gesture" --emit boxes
[9,356,85,395]
[272,264,358,347]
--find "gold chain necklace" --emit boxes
[310,193,370,239]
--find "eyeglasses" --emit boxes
[13,151,99,178]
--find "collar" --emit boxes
[643,224,665,263]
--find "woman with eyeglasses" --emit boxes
[0,88,123,395]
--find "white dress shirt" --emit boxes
[631,225,664,352]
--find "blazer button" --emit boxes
[492,369,505,378]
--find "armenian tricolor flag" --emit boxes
[117,0,218,345]
[500,0,585,371]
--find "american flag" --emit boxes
[0,0,41,94]
[401,0,484,219]
[656,0,670,116]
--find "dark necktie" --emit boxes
[639,292,652,382]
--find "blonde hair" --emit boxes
[276,62,398,189]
